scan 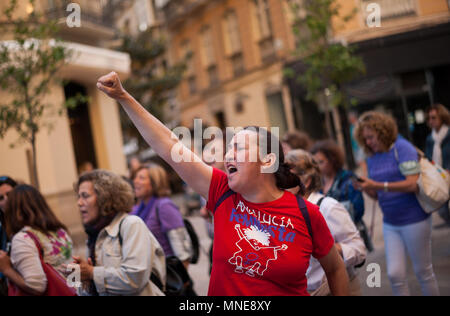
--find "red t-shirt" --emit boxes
[206,168,334,296]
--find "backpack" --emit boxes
[152,201,199,264]
[182,218,200,264]
[118,217,196,296]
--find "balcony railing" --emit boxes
[361,0,418,21]
[161,0,211,25]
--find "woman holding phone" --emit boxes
[354,111,440,296]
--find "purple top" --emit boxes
[131,197,185,257]
[367,137,429,226]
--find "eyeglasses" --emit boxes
[0,191,11,202]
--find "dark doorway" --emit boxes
[215,111,226,130]
[433,64,450,110]
[64,82,98,174]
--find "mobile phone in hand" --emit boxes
[351,174,364,182]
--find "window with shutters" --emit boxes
[200,26,216,68]
[252,0,276,63]
[222,10,245,77]
[180,40,197,95]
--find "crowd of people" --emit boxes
[0,71,447,296]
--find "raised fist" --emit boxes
[96,71,127,100]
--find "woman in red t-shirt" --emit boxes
[96,72,349,296]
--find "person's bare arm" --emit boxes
[357,175,419,194]
[96,72,212,199]
[318,245,350,296]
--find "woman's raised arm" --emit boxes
[96,72,213,199]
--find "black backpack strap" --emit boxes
[214,189,236,212]
[117,216,126,246]
[317,197,325,208]
[296,195,313,240]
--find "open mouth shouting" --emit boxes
[226,162,238,176]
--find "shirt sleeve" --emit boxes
[396,139,420,176]
[10,232,47,294]
[157,199,185,233]
[206,168,230,214]
[308,204,335,259]
[321,198,366,267]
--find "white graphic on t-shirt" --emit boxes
[244,226,271,246]
[229,224,288,278]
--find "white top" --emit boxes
[10,227,73,294]
[306,192,367,292]
[86,213,166,296]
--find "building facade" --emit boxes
[161,0,298,138]
[0,0,131,250]
[288,0,450,151]
[161,0,450,157]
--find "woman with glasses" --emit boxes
[73,170,166,296]
[0,176,17,214]
[0,176,16,296]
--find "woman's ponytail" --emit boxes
[275,162,305,194]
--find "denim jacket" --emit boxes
[325,169,365,223]
[85,213,166,296]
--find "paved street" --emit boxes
[186,195,450,296]
[358,196,450,296]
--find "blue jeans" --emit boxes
[383,217,440,296]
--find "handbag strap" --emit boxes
[24,231,44,260]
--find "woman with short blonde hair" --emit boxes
[132,164,193,271]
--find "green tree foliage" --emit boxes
[0,0,84,189]
[286,0,365,108]
[116,28,186,151]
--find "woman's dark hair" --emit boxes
[0,176,17,188]
[282,131,312,151]
[5,184,67,236]
[310,139,345,172]
[243,126,305,194]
